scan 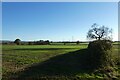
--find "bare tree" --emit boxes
[87,23,112,40]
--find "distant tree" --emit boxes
[87,23,112,40]
[28,42,32,45]
[64,42,66,45]
[45,40,50,45]
[39,40,44,42]
[14,39,21,45]
[76,41,80,45]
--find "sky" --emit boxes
[2,0,119,2]
[2,2,118,41]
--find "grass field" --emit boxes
[2,44,120,80]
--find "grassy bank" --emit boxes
[2,44,120,80]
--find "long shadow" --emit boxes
[17,49,94,79]
[14,48,76,51]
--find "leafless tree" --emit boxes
[87,23,112,40]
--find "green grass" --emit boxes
[2,44,120,80]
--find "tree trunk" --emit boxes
[98,36,101,40]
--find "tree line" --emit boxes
[2,23,113,45]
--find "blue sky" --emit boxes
[2,2,118,41]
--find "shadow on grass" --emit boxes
[14,48,76,51]
[16,49,95,79]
